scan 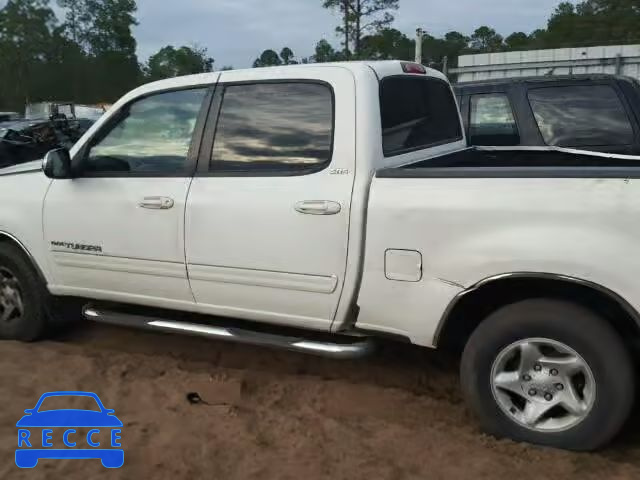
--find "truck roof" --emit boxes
[139,60,447,95]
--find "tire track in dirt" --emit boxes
[1,323,640,479]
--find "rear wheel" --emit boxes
[461,298,635,451]
[0,243,47,341]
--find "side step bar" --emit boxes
[82,305,375,360]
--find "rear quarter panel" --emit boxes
[358,175,640,346]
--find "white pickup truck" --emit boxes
[0,60,637,451]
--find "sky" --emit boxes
[133,0,571,67]
[0,0,574,67]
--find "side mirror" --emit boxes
[42,148,72,179]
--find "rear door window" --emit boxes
[210,82,333,175]
[380,76,462,156]
[527,85,634,147]
[469,93,520,146]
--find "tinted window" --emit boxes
[2,129,30,142]
[85,88,207,174]
[528,85,634,147]
[381,76,462,156]
[469,93,520,146]
[0,113,19,122]
[211,83,333,173]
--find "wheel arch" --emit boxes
[435,272,640,352]
[0,230,48,285]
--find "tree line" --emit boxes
[0,0,215,111]
[254,0,640,70]
[1,0,639,112]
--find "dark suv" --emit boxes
[454,75,640,155]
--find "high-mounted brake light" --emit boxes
[401,62,426,74]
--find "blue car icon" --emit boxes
[16,391,123,468]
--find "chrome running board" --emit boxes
[82,305,375,360]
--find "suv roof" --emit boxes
[455,73,637,89]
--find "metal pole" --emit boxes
[415,28,423,64]
[615,53,623,75]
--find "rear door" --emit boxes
[185,67,356,330]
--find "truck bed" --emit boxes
[358,145,640,347]
[378,146,640,178]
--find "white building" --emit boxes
[452,44,640,82]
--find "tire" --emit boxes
[460,298,635,451]
[0,243,48,341]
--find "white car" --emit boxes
[0,60,637,451]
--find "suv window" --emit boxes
[380,76,462,156]
[211,83,333,174]
[528,85,634,147]
[84,88,207,175]
[469,93,520,146]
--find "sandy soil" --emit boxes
[2,323,640,480]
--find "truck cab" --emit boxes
[12,62,462,334]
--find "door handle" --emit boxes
[295,200,342,215]
[139,196,174,210]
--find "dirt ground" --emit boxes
[2,323,640,480]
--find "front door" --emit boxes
[185,67,356,330]
[526,82,638,155]
[44,87,211,307]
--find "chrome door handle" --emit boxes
[139,196,174,210]
[295,200,342,215]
